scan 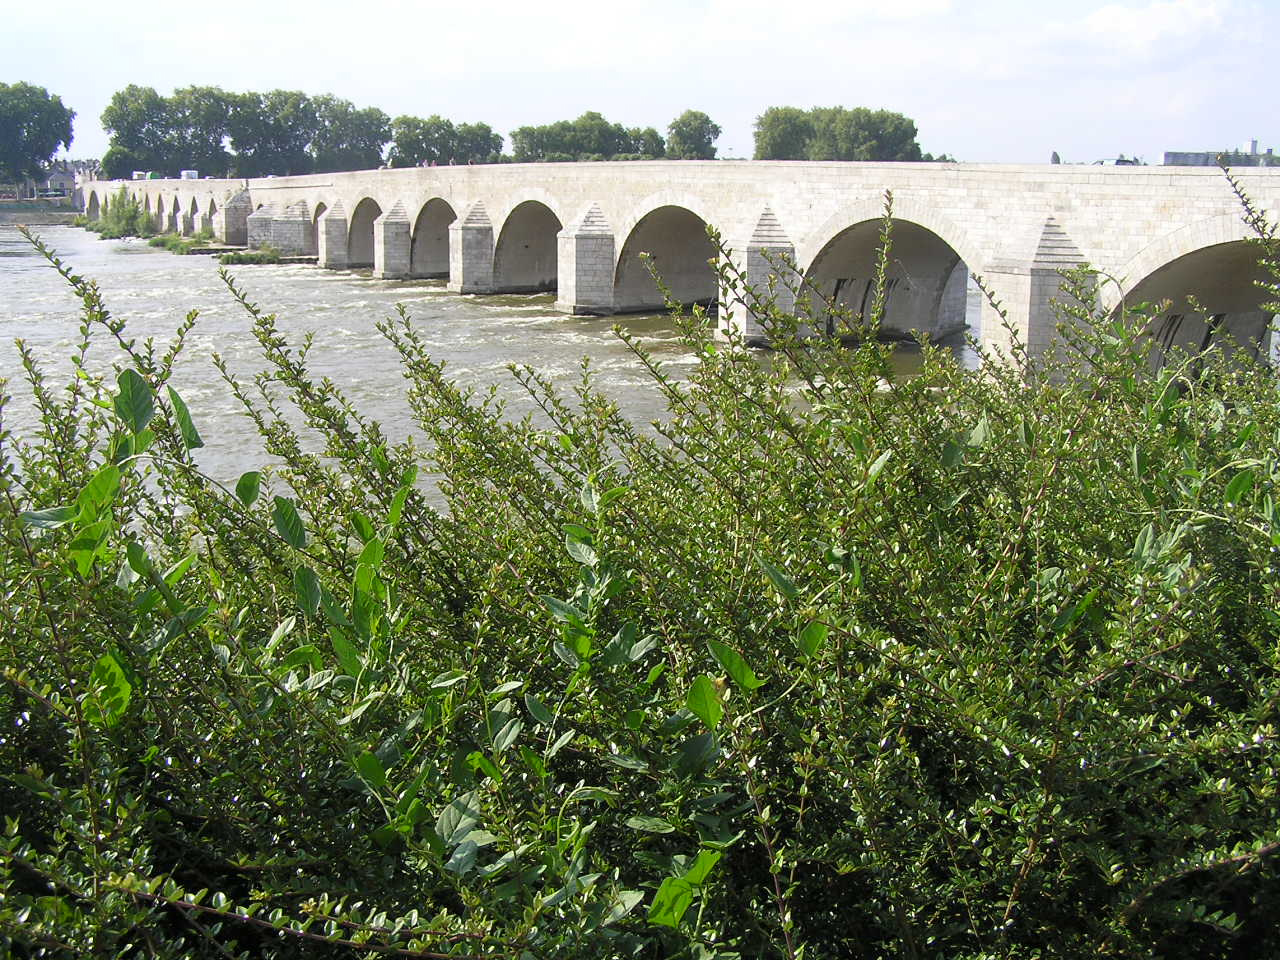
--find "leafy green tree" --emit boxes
[627,126,666,157]
[0,82,74,182]
[101,84,171,177]
[452,121,503,163]
[666,109,720,159]
[166,85,235,177]
[753,105,937,162]
[753,106,814,160]
[228,90,317,177]
[388,114,455,167]
[310,95,390,172]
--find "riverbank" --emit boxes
[0,211,80,225]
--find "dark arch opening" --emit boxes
[804,219,973,341]
[493,201,562,292]
[614,205,717,313]
[348,198,383,268]
[86,193,100,220]
[411,198,456,279]
[313,201,328,225]
[1125,241,1277,365]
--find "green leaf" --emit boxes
[626,815,675,834]
[686,675,722,730]
[524,693,554,726]
[78,464,121,513]
[491,718,523,753]
[293,566,321,617]
[350,511,375,543]
[1224,468,1255,505]
[444,839,478,875]
[166,387,204,449]
[87,652,132,728]
[235,471,261,508]
[683,849,723,886]
[541,595,587,625]
[967,415,992,447]
[355,750,386,789]
[758,556,798,600]
[329,628,363,677]
[798,619,829,658]
[864,448,893,493]
[271,496,306,548]
[18,505,76,531]
[566,537,598,566]
[648,877,694,928]
[114,368,154,434]
[707,639,765,691]
[941,438,965,469]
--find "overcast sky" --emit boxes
[9,0,1274,164]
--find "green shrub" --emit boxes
[91,185,156,239]
[2,184,1279,959]
[219,244,281,265]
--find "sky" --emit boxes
[7,0,1275,165]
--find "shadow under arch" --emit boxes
[614,204,717,313]
[347,198,383,268]
[411,198,456,278]
[1119,237,1276,365]
[494,200,561,292]
[86,192,100,220]
[802,215,975,341]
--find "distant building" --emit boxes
[1165,139,1276,167]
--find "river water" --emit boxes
[0,225,970,484]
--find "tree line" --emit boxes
[99,85,500,179]
[5,81,955,183]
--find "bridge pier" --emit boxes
[213,190,251,245]
[194,208,213,236]
[720,208,798,343]
[556,204,615,315]
[178,208,194,236]
[448,202,495,294]
[247,204,276,249]
[980,217,1085,361]
[270,201,316,256]
[374,202,412,279]
[318,201,349,269]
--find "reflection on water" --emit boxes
[0,226,976,483]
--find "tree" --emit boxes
[666,110,720,159]
[228,90,317,177]
[627,126,665,158]
[752,105,934,162]
[310,96,390,172]
[452,121,502,163]
[388,115,454,167]
[166,86,235,177]
[0,82,74,182]
[102,85,173,177]
[753,106,813,160]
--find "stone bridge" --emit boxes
[81,161,1280,358]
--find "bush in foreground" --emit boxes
[2,195,1279,959]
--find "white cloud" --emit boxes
[1080,0,1227,59]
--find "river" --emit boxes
[0,225,973,485]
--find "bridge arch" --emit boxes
[1113,215,1275,361]
[800,199,983,341]
[614,196,719,313]
[411,198,455,278]
[86,191,100,220]
[312,201,327,225]
[348,197,383,268]
[494,200,561,292]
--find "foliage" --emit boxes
[511,112,664,163]
[666,110,720,160]
[753,105,949,161]
[81,186,155,239]
[218,244,282,265]
[3,185,1280,959]
[147,230,214,255]
[387,115,504,167]
[0,82,75,182]
[102,86,396,179]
